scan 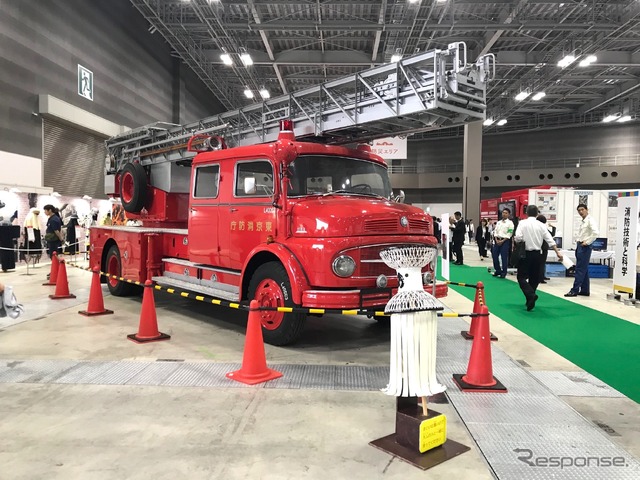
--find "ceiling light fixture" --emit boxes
[220,53,233,66]
[602,114,619,123]
[259,88,270,99]
[557,54,576,68]
[240,51,253,67]
[515,91,530,101]
[483,118,495,126]
[497,119,508,126]
[617,115,633,123]
[391,48,403,63]
[578,55,597,67]
[532,91,546,101]
[244,88,254,99]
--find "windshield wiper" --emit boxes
[322,190,384,198]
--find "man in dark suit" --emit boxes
[450,211,466,265]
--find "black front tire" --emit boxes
[248,262,307,346]
[105,245,137,296]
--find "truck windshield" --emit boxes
[287,154,392,198]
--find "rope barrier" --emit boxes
[0,239,85,253]
[62,261,481,318]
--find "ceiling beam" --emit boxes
[371,0,386,62]
[577,79,640,114]
[247,0,287,94]
[477,0,529,59]
[497,50,640,67]
[218,21,626,32]
[221,0,629,4]
[204,49,377,66]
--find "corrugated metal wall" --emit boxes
[42,118,106,198]
[0,0,223,161]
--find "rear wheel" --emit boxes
[105,245,136,296]
[248,262,306,346]
[120,163,147,213]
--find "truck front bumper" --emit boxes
[301,282,448,310]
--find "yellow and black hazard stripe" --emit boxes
[64,261,481,318]
[445,281,483,289]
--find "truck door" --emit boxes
[218,159,277,270]
[188,163,220,265]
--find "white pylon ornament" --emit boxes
[380,245,445,397]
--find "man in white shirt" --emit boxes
[491,208,515,278]
[514,205,564,311]
[565,204,599,297]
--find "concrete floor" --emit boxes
[0,246,638,479]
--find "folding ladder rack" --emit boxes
[105,42,494,175]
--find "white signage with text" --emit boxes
[612,191,639,294]
[370,136,407,160]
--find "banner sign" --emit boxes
[370,137,407,160]
[613,191,639,294]
[441,214,450,280]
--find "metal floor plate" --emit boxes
[0,315,638,479]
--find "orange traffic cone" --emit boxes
[453,306,506,393]
[42,252,59,286]
[127,280,170,343]
[79,268,114,316]
[226,300,283,385]
[49,259,76,299]
[461,282,497,341]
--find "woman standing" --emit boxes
[476,218,491,260]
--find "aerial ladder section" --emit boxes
[105,42,494,175]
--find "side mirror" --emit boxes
[393,189,405,203]
[244,177,257,195]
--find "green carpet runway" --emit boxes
[440,262,640,404]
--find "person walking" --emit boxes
[514,206,564,311]
[565,204,599,297]
[450,211,466,265]
[491,208,514,278]
[476,218,491,260]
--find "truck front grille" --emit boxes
[364,218,431,234]
[409,218,431,233]
[356,244,434,278]
[364,219,398,233]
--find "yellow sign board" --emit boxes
[419,414,447,453]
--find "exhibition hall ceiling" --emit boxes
[131,0,640,136]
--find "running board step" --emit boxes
[151,276,239,302]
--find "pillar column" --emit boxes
[463,121,483,226]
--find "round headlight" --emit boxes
[332,255,356,278]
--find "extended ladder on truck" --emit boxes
[105,42,494,174]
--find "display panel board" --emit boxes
[613,191,639,294]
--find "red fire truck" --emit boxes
[90,43,492,345]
